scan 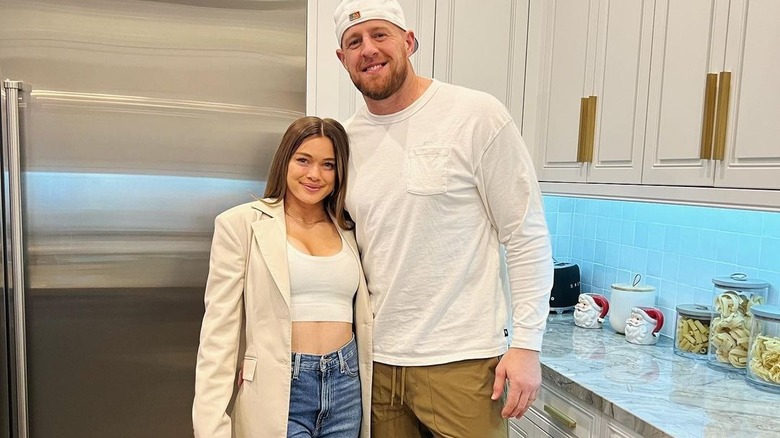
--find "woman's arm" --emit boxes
[193,212,247,438]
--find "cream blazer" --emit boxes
[193,200,373,438]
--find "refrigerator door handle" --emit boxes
[3,79,29,438]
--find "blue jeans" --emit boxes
[287,336,362,438]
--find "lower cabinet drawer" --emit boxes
[528,382,600,438]
[509,416,542,437]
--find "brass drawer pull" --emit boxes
[544,404,576,429]
[713,71,732,161]
[584,95,597,163]
[577,97,589,162]
[699,73,718,159]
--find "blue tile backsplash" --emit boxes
[544,195,780,338]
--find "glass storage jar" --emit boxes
[674,304,712,359]
[746,305,780,394]
[708,274,769,372]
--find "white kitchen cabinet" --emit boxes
[637,0,780,190]
[511,380,646,438]
[306,0,435,121]
[527,0,780,195]
[600,417,643,438]
[510,381,600,438]
[526,0,652,184]
[716,0,780,189]
[642,0,729,186]
[510,414,543,438]
[432,0,528,131]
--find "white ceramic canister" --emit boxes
[609,277,656,334]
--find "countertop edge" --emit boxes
[541,359,671,438]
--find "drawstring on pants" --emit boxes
[400,367,406,404]
[389,366,407,407]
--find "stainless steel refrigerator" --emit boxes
[0,0,306,436]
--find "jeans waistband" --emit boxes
[292,335,356,374]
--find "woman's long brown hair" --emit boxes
[263,116,353,230]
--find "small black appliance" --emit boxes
[550,262,580,313]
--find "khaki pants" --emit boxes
[371,358,507,438]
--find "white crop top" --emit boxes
[287,236,360,323]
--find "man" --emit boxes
[333,1,553,436]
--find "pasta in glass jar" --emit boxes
[708,274,769,373]
[674,304,712,359]
[746,305,780,394]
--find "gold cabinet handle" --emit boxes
[713,71,731,161]
[543,404,576,429]
[584,96,597,163]
[699,73,718,159]
[577,97,589,162]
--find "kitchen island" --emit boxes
[537,313,779,438]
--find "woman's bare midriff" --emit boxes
[292,321,353,355]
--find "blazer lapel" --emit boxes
[251,201,291,309]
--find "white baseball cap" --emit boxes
[333,0,419,53]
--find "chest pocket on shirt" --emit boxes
[407,146,449,195]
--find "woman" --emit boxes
[193,117,372,438]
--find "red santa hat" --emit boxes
[633,306,664,335]
[580,293,610,320]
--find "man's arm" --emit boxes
[475,118,553,418]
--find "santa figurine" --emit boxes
[574,293,609,329]
[624,307,665,345]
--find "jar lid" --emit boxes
[611,283,655,292]
[676,304,712,318]
[712,273,769,289]
[751,304,780,321]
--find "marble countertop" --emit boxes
[540,313,780,438]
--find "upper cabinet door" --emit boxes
[306,0,435,121]
[432,0,528,125]
[716,0,780,189]
[529,0,599,183]
[586,0,653,184]
[528,0,650,184]
[641,0,729,186]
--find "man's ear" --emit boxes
[336,49,347,68]
[405,30,416,56]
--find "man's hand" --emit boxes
[491,347,541,419]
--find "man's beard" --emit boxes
[351,59,408,101]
